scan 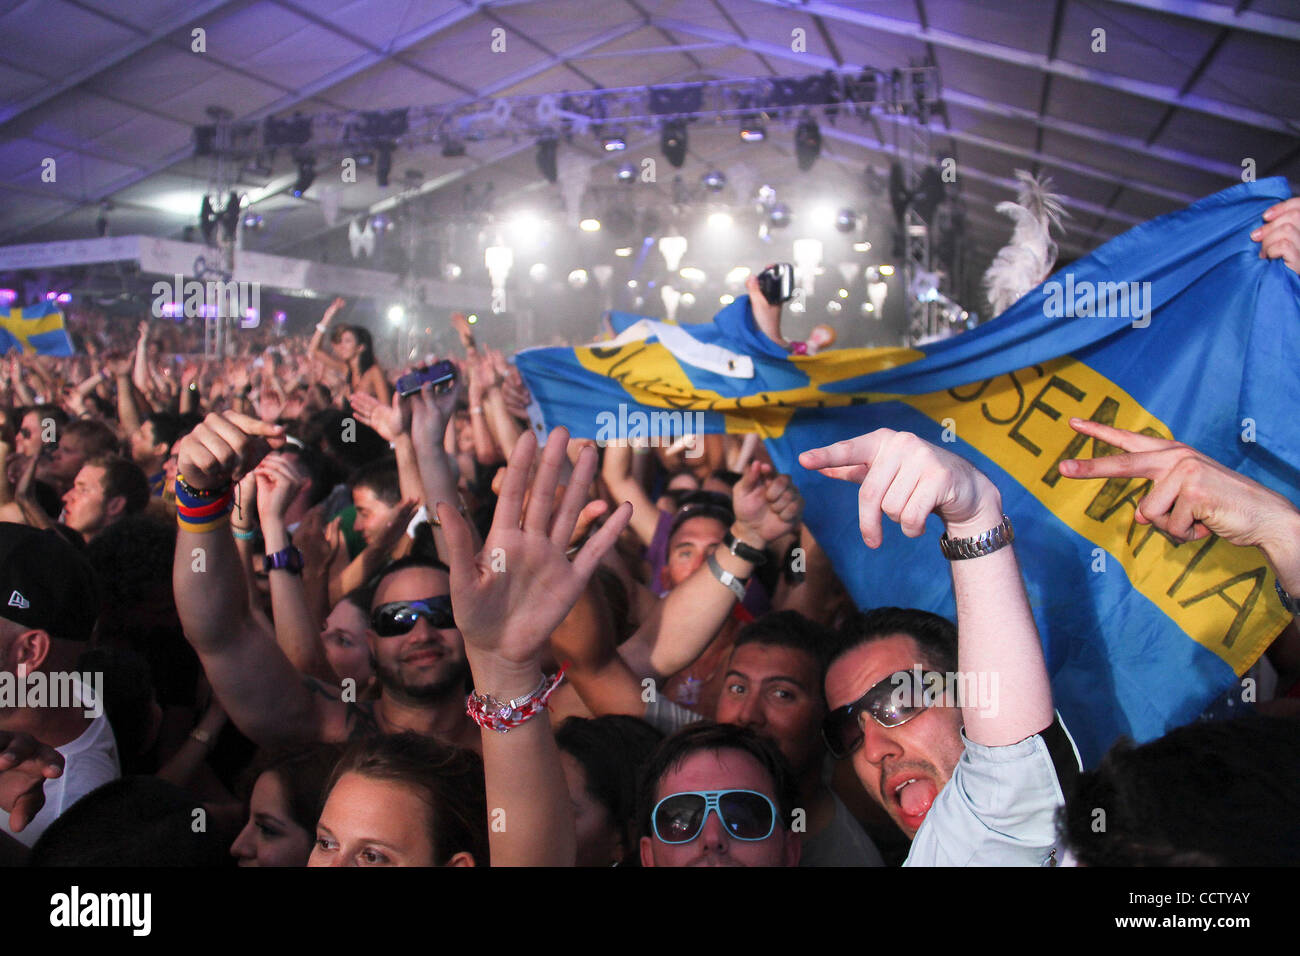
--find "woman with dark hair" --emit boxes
[308,733,489,867]
[230,743,344,867]
[555,715,664,866]
[308,297,391,402]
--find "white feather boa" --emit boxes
[983,170,1067,317]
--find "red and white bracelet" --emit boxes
[466,664,567,733]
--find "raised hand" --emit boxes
[371,498,420,557]
[1058,418,1300,550]
[0,731,64,833]
[731,461,773,542]
[752,471,804,545]
[799,428,1001,547]
[321,297,346,325]
[1252,197,1300,274]
[175,410,284,491]
[350,390,407,442]
[253,453,306,528]
[437,428,632,677]
[408,376,461,447]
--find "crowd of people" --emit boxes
[1,198,1299,868]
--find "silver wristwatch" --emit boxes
[939,515,1015,560]
[706,551,748,600]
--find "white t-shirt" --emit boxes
[0,688,121,848]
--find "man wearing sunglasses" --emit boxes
[638,722,801,867]
[171,411,481,752]
[801,428,1081,866]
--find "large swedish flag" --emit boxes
[0,301,75,356]
[517,178,1300,766]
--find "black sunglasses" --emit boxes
[370,595,455,636]
[822,669,934,759]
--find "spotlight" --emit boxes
[243,213,264,230]
[767,203,791,229]
[528,263,549,282]
[835,208,858,233]
[291,157,316,198]
[878,264,895,276]
[443,263,462,280]
[707,212,733,230]
[795,114,821,172]
[614,247,633,257]
[376,143,393,188]
[661,119,687,168]
[568,269,589,289]
[601,133,627,152]
[615,162,636,185]
[579,218,601,232]
[536,138,558,183]
[740,115,766,142]
[387,304,405,325]
[467,314,479,324]
[701,169,726,193]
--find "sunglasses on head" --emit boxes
[651,790,777,845]
[822,669,932,759]
[370,595,455,636]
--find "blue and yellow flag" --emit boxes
[517,178,1300,766]
[0,300,74,356]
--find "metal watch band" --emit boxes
[1277,580,1300,616]
[724,531,767,566]
[939,515,1015,560]
[706,552,748,600]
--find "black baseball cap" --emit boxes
[0,523,100,643]
[668,490,734,542]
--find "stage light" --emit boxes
[614,247,633,257]
[616,162,636,184]
[579,218,601,232]
[813,205,837,229]
[768,203,791,229]
[680,292,695,307]
[827,300,842,314]
[529,263,548,282]
[879,264,895,276]
[243,213,264,230]
[627,280,638,289]
[835,208,858,233]
[292,157,316,198]
[725,267,751,285]
[568,269,589,289]
[601,134,627,152]
[0,289,16,306]
[701,169,726,192]
[536,138,558,183]
[707,212,733,230]
[853,240,872,252]
[274,310,287,324]
[508,213,543,239]
[376,143,393,188]
[720,294,735,305]
[661,119,687,168]
[444,263,462,280]
[467,314,479,324]
[795,114,822,172]
[387,304,405,324]
[679,267,706,284]
[740,115,766,142]
[838,288,849,298]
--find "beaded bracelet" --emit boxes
[465,665,567,734]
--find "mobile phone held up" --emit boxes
[757,263,795,305]
[396,360,457,397]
